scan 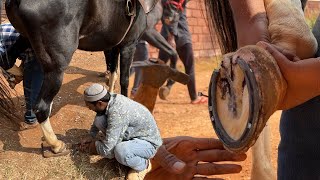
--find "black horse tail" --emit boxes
[204,0,237,54]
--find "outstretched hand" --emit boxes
[146,136,246,180]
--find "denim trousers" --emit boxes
[93,116,157,171]
[114,138,157,171]
[23,58,43,124]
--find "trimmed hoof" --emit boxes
[41,142,70,158]
[159,86,170,100]
[209,46,286,153]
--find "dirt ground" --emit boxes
[0,50,281,180]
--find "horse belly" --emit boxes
[78,35,115,51]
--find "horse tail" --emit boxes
[204,0,237,54]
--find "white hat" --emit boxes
[84,84,108,102]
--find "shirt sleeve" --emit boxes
[95,111,129,159]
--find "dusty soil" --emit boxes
[0,50,281,179]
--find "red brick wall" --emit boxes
[149,0,220,59]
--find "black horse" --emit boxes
[3,0,157,154]
[1,0,182,154]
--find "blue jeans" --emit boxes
[23,58,43,124]
[114,138,157,171]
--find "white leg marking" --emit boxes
[40,117,64,153]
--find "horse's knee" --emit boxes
[34,99,51,122]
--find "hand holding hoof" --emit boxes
[73,140,98,155]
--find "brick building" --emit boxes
[149,0,220,58]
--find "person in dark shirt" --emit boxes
[158,0,208,104]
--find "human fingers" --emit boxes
[162,137,185,150]
[270,44,300,62]
[81,136,93,145]
[193,138,224,150]
[256,41,293,72]
[195,163,242,175]
[196,149,247,162]
[79,143,89,153]
[153,145,186,174]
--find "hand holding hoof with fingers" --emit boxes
[146,136,246,180]
[77,140,98,155]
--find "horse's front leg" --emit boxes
[35,69,67,153]
[32,32,78,154]
[120,44,136,96]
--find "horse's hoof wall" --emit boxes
[41,142,70,158]
[159,86,170,100]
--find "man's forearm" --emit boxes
[282,58,320,109]
[229,0,266,20]
[229,0,268,46]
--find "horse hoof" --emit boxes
[41,142,70,158]
[209,45,286,153]
[159,86,170,100]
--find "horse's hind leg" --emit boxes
[120,44,136,96]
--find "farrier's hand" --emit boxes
[80,135,94,145]
[257,41,320,110]
[146,136,246,180]
[78,140,98,155]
